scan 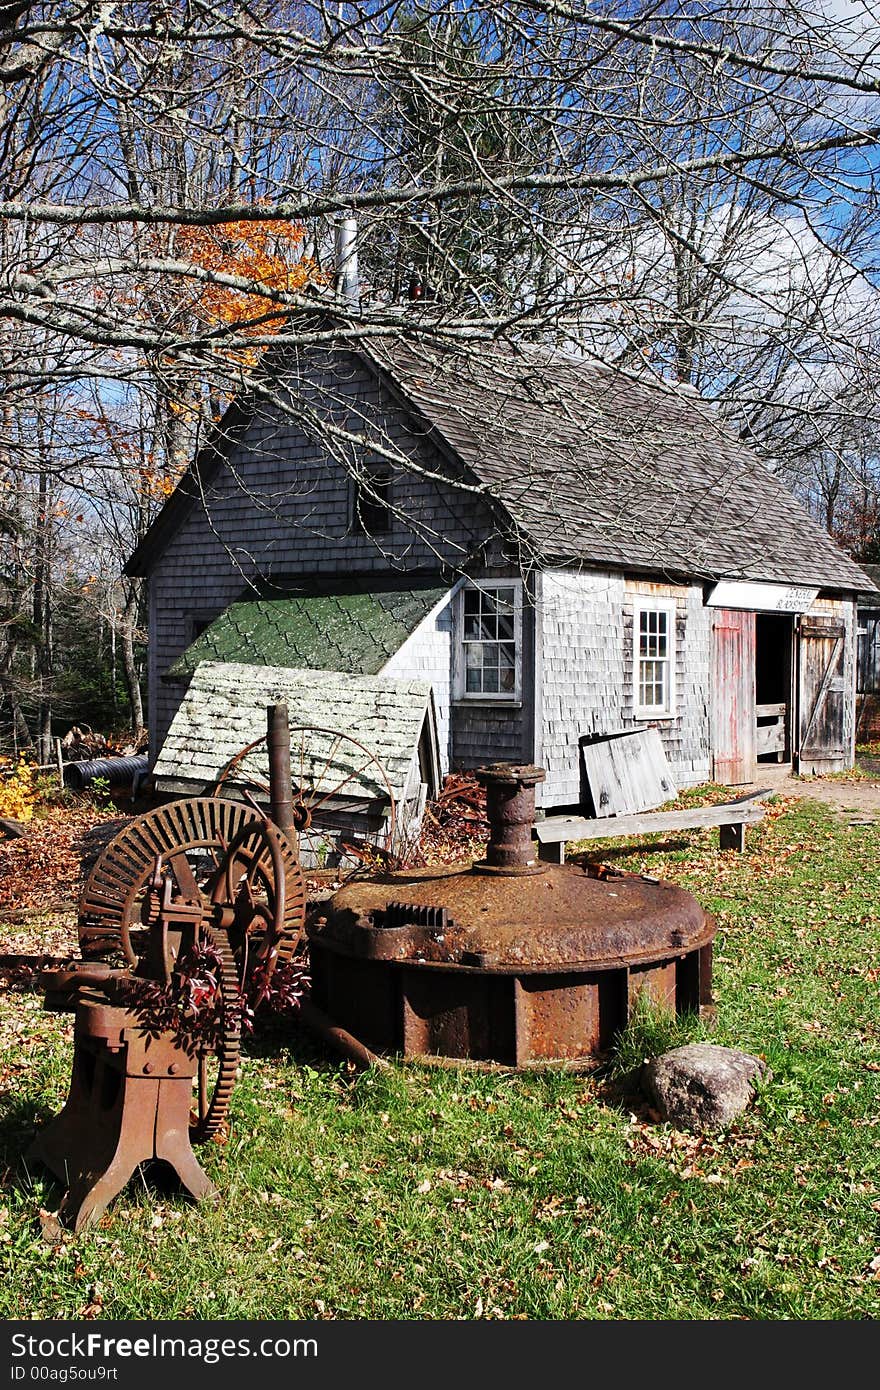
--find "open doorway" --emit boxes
[755,614,794,764]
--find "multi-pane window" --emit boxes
[351,462,392,537]
[459,583,520,698]
[634,601,675,716]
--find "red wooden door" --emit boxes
[711,609,756,785]
[798,617,847,773]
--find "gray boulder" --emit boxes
[642,1043,767,1133]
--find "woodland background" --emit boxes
[2,1,880,758]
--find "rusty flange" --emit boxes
[309,862,712,972]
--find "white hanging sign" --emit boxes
[707,580,819,613]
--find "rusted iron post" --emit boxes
[267,703,295,839]
[475,763,546,871]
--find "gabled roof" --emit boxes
[125,393,251,578]
[167,578,449,679]
[365,338,872,592]
[153,660,439,806]
[127,327,872,593]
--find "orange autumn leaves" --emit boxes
[172,214,323,367]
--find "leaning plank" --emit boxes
[580,728,676,818]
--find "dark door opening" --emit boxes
[755,613,793,764]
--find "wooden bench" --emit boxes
[535,788,771,863]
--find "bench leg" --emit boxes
[538,839,566,865]
[719,822,745,852]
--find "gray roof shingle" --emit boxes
[153,661,437,806]
[858,563,880,602]
[366,338,872,592]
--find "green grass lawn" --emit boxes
[1,795,878,1320]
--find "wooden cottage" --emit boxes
[126,336,875,818]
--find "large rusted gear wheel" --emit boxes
[77,797,306,975]
[77,797,306,1145]
[187,921,241,1143]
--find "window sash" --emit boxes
[634,602,675,716]
[458,583,521,700]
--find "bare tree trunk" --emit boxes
[32,457,53,764]
[0,660,32,753]
[119,581,144,740]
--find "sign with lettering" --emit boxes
[706,581,819,613]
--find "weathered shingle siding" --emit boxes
[540,570,624,805]
[148,348,499,757]
[449,704,528,768]
[381,594,455,773]
[449,572,538,772]
[540,569,712,806]
[382,576,538,775]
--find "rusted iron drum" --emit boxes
[307,765,715,1068]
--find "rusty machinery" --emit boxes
[307,764,716,1067]
[30,704,308,1231]
[31,740,715,1227]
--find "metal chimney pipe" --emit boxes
[334,215,359,310]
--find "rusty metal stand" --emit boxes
[29,998,217,1233]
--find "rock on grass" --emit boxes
[642,1043,767,1133]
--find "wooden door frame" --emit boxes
[754,611,796,767]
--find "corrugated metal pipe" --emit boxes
[64,755,149,794]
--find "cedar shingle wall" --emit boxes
[148,350,498,755]
[382,581,535,775]
[450,702,529,770]
[540,569,712,806]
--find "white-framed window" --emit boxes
[455,580,522,701]
[633,598,676,718]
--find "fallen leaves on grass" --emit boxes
[0,804,123,913]
[78,1285,104,1319]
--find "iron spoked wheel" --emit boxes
[215,726,398,868]
[210,815,306,974]
[77,797,307,975]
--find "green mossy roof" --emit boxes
[168,581,449,679]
